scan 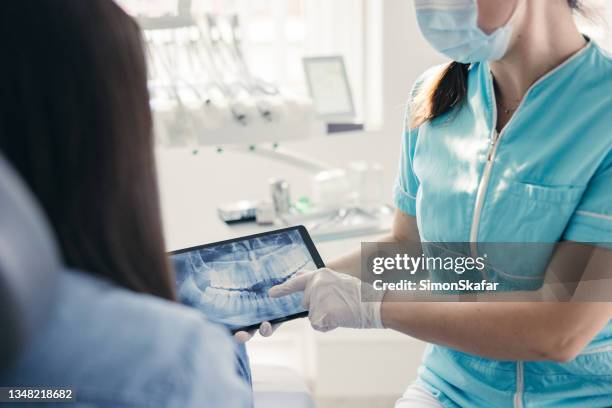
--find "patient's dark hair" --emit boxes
[410,0,584,128]
[0,1,175,300]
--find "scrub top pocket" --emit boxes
[477,180,586,287]
[482,179,585,243]
[505,181,585,207]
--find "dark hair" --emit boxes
[0,1,175,300]
[410,0,583,128]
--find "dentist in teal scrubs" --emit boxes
[263,0,612,406]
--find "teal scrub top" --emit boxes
[394,40,612,407]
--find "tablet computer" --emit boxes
[169,226,324,333]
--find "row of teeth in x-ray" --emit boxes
[202,244,312,290]
[195,233,301,262]
[199,286,305,321]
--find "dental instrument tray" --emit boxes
[169,226,324,333]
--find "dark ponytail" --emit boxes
[410,0,583,129]
[410,62,469,128]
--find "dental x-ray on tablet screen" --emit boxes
[169,226,324,333]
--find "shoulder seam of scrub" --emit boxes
[594,42,612,61]
[575,210,612,222]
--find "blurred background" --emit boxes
[117,1,612,406]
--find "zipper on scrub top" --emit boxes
[469,126,501,264]
[514,361,524,408]
[487,131,500,161]
[469,129,502,244]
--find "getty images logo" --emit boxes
[371,253,487,275]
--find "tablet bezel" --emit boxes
[168,225,324,333]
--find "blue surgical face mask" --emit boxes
[414,0,516,63]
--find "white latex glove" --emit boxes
[268,268,385,332]
[234,321,279,343]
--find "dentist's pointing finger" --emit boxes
[268,270,315,298]
[271,268,384,332]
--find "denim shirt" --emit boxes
[1,270,252,408]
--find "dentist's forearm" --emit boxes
[380,301,612,362]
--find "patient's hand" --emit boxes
[234,321,279,343]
